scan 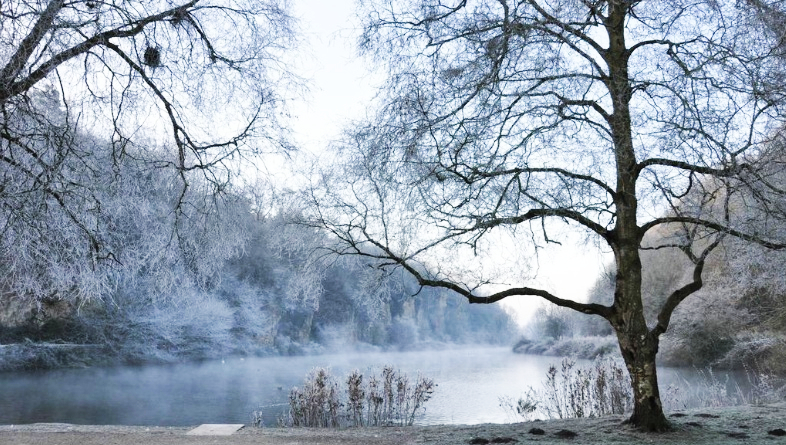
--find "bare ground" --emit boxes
[1,403,784,444]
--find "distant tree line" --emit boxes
[0,0,516,371]
[0,140,516,371]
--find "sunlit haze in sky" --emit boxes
[288,1,611,325]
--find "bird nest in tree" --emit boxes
[170,8,190,26]
[143,46,161,67]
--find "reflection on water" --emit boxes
[0,347,747,426]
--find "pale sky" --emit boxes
[288,1,379,155]
[287,1,611,325]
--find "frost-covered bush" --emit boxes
[502,357,632,420]
[548,336,619,359]
[661,366,786,411]
[87,285,235,363]
[659,321,736,368]
[278,366,435,428]
[712,332,786,374]
[513,335,618,360]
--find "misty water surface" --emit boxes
[0,347,740,426]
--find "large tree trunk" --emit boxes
[610,241,671,431]
[604,2,671,432]
[616,327,671,432]
[609,209,673,433]
[611,188,670,430]
[612,276,671,431]
[610,247,671,431]
[611,193,670,431]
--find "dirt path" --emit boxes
[1,403,784,444]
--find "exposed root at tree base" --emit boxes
[623,414,674,433]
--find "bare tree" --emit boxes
[306,0,786,431]
[0,0,297,299]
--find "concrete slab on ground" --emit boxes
[186,424,245,435]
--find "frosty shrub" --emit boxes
[346,369,365,426]
[501,357,632,420]
[503,359,786,421]
[278,365,434,428]
[287,368,341,428]
[661,366,786,411]
[514,335,619,359]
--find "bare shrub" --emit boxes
[540,358,632,419]
[366,372,383,426]
[285,368,341,428]
[280,366,434,428]
[499,393,539,422]
[346,370,365,426]
[250,410,265,428]
[506,359,786,420]
[502,357,632,420]
[661,366,786,411]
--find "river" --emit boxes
[0,347,746,426]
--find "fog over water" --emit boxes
[0,347,741,426]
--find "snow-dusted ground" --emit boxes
[1,402,784,444]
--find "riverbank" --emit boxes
[2,403,785,444]
[512,336,619,360]
[512,333,786,375]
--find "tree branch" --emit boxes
[636,157,747,178]
[0,0,200,104]
[0,0,65,92]
[651,236,722,338]
[640,216,786,250]
[361,232,612,317]
[470,207,612,241]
